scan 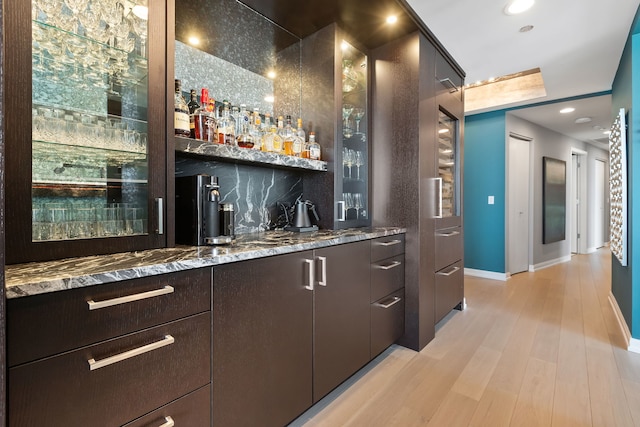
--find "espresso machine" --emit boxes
[175,174,233,245]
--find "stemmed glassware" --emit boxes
[343,148,355,179]
[342,104,354,139]
[354,150,364,180]
[353,108,365,134]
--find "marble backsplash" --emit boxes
[175,155,305,234]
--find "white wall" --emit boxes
[506,114,609,268]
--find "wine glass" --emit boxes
[353,193,364,219]
[342,104,354,139]
[354,151,364,180]
[353,108,365,133]
[343,147,354,179]
[130,12,148,58]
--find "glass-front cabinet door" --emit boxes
[437,109,460,220]
[5,0,167,264]
[337,40,369,227]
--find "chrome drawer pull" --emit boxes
[436,230,460,237]
[377,239,402,247]
[378,261,402,270]
[87,285,174,311]
[88,335,175,371]
[317,256,327,286]
[376,296,402,309]
[304,259,314,291]
[437,266,460,277]
[160,416,175,427]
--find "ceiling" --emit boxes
[406,0,640,150]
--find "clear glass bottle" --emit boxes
[293,118,305,157]
[174,79,190,137]
[282,115,295,156]
[308,132,321,160]
[216,100,236,145]
[236,106,254,149]
[251,109,263,150]
[187,89,199,138]
[272,116,285,153]
[194,88,216,143]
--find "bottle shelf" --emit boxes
[174,136,328,172]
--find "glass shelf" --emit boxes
[175,136,328,172]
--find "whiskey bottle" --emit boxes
[216,100,236,145]
[293,118,305,157]
[188,89,200,138]
[308,132,321,160]
[282,115,295,155]
[194,88,216,142]
[174,79,190,137]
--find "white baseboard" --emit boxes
[608,292,634,351]
[528,255,572,272]
[464,268,509,281]
[587,247,597,254]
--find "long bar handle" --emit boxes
[88,335,175,371]
[436,230,460,237]
[376,239,402,247]
[156,197,164,235]
[377,261,402,271]
[435,178,443,218]
[439,77,460,93]
[437,266,460,277]
[317,256,327,286]
[337,201,346,222]
[159,416,175,427]
[87,286,174,311]
[304,259,314,291]
[376,296,402,309]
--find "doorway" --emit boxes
[571,154,580,253]
[570,148,588,254]
[593,159,606,249]
[508,134,531,275]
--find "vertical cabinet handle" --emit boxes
[88,335,175,371]
[337,201,346,221]
[304,259,314,291]
[156,197,164,234]
[435,177,443,218]
[159,416,175,427]
[317,256,327,286]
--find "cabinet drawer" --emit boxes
[371,234,405,262]
[371,254,404,303]
[124,384,211,427]
[371,289,405,358]
[435,261,464,323]
[435,227,462,271]
[8,312,211,427]
[8,268,211,366]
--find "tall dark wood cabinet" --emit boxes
[4,0,168,264]
[371,31,464,351]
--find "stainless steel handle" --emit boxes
[87,286,174,311]
[437,266,460,277]
[156,197,164,234]
[435,177,443,218]
[439,77,460,93]
[377,239,402,247]
[160,416,175,427]
[337,201,346,221]
[88,335,175,371]
[378,261,402,270]
[436,230,460,237]
[376,296,402,309]
[304,259,314,291]
[317,256,327,286]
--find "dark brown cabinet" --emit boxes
[7,269,212,426]
[313,240,371,401]
[4,0,168,264]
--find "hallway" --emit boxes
[292,249,640,426]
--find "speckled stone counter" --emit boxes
[5,227,405,299]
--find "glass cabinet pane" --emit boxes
[339,40,368,224]
[31,0,150,241]
[438,109,457,217]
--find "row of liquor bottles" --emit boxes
[174,80,321,160]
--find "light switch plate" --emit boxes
[488,196,495,205]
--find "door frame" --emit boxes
[506,132,532,275]
[571,147,588,254]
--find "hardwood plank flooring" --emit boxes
[290,249,640,426]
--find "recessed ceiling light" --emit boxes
[560,107,575,114]
[504,0,535,15]
[386,15,398,24]
[574,117,592,124]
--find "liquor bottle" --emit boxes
[216,100,236,145]
[293,118,305,157]
[251,109,263,150]
[236,105,254,148]
[260,113,273,152]
[187,89,200,138]
[308,132,321,160]
[174,79,190,137]
[194,89,216,142]
[282,115,295,155]
[272,116,284,153]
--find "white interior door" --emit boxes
[508,135,530,274]
[571,155,579,253]
[594,159,605,248]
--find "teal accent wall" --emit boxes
[612,8,640,338]
[463,111,506,273]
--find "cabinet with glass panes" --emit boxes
[4,0,167,264]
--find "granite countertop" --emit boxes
[5,227,405,299]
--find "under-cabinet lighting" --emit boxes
[267,70,277,79]
[132,5,148,20]
[386,15,398,24]
[341,40,350,51]
[188,36,200,46]
[264,95,275,103]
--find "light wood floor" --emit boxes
[291,248,640,426]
